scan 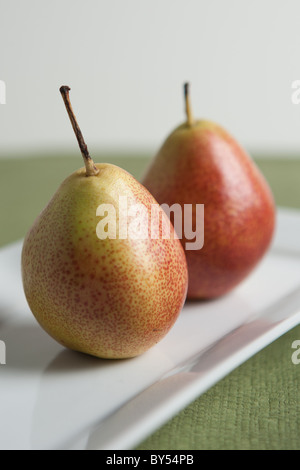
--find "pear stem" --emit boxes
[184,82,194,127]
[60,86,99,177]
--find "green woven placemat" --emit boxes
[0,153,299,449]
[138,324,300,450]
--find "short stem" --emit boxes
[184,82,194,127]
[60,86,99,177]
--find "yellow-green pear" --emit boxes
[21,86,188,359]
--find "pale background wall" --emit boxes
[1,0,300,157]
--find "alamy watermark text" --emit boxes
[291,340,300,365]
[0,80,6,104]
[0,340,6,365]
[96,197,204,250]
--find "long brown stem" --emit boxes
[184,82,194,127]
[60,86,99,177]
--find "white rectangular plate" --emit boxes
[0,208,300,450]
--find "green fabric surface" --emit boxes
[0,153,299,449]
[138,325,300,450]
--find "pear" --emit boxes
[21,86,188,359]
[143,83,276,299]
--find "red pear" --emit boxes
[143,83,276,299]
